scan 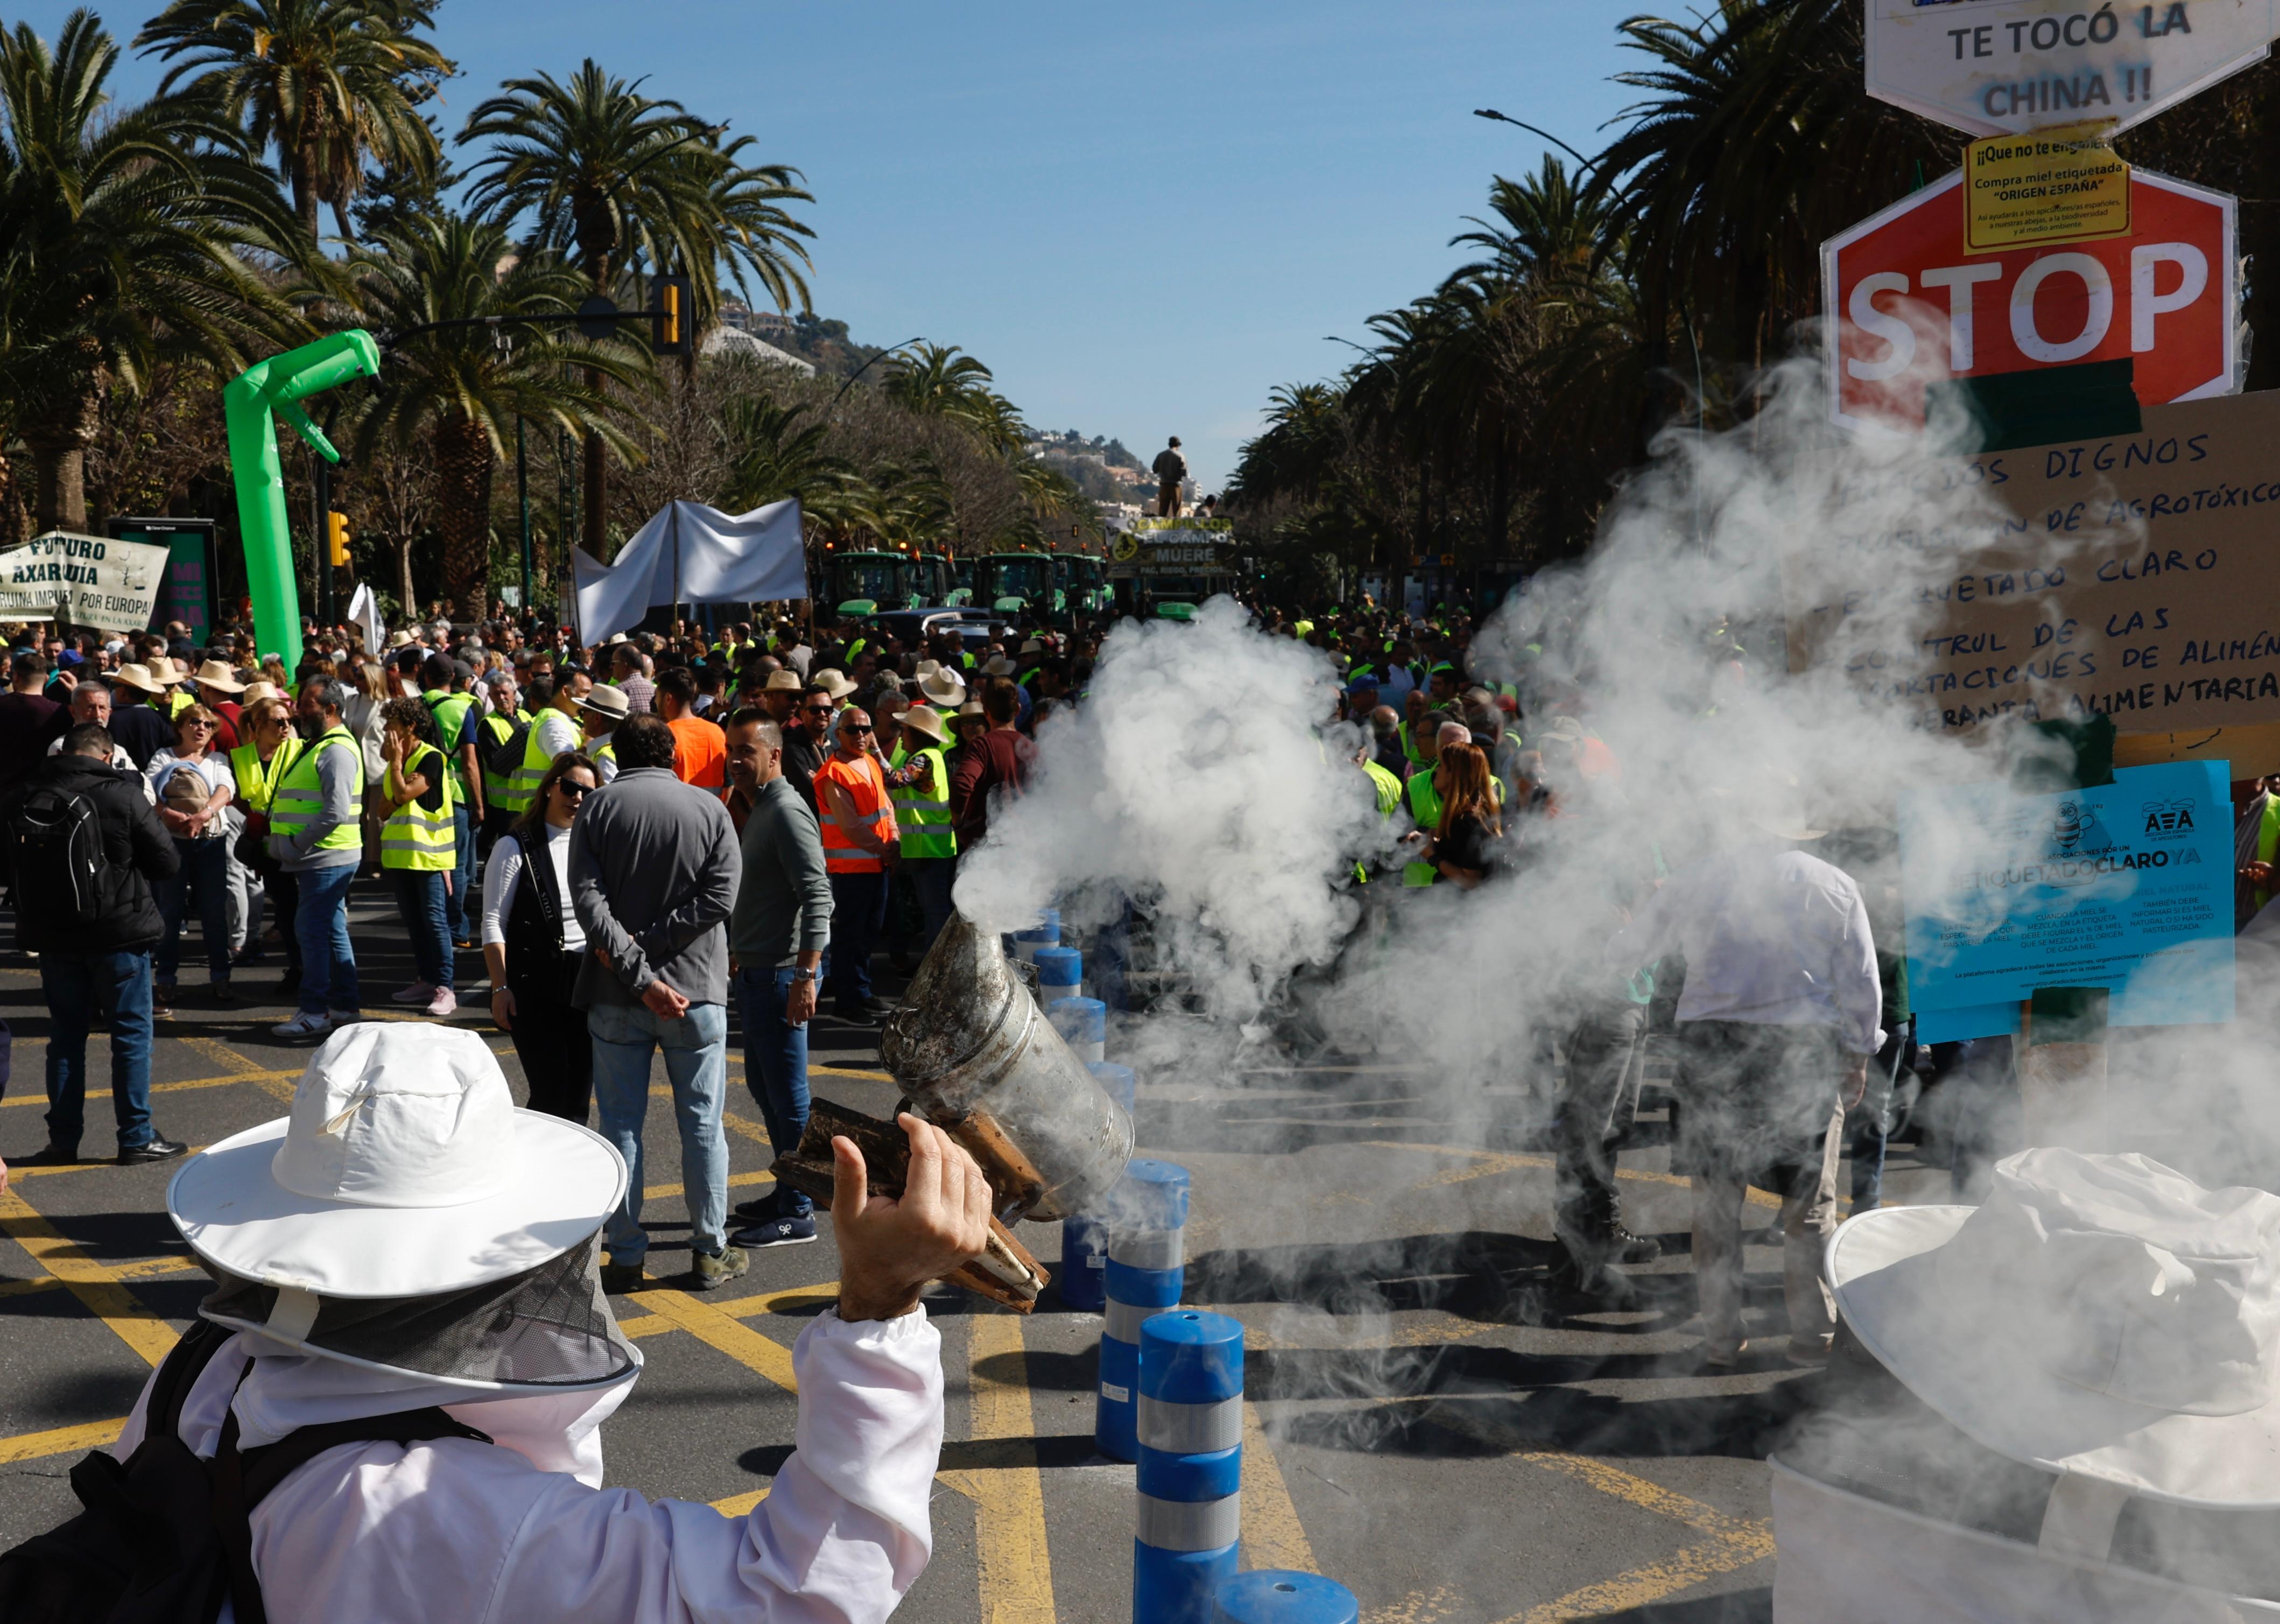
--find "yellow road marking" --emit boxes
[938,1313,1057,1624]
[0,1186,178,1367]
[0,1256,202,1298]
[1518,1452,1764,1543]
[624,1283,799,1391]
[1239,1401,1317,1574]
[1358,1141,1830,1213]
[711,1486,772,1516]
[1,1067,300,1110]
[0,1415,124,1464]
[642,1168,776,1201]
[1499,1525,1772,1623]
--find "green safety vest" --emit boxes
[422,689,478,800]
[594,739,617,779]
[478,709,520,811]
[501,708,572,813]
[382,742,456,872]
[1403,769,1442,887]
[269,725,364,853]
[227,740,291,815]
[892,744,955,859]
[1356,758,1404,885]
[1399,721,1424,767]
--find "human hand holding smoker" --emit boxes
[833,1113,995,1321]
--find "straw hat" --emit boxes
[169,1023,624,1308]
[814,669,857,702]
[914,658,941,679]
[982,655,1017,678]
[237,681,284,710]
[1829,1148,2280,1507]
[919,669,967,707]
[763,669,803,693]
[386,630,416,650]
[900,705,947,746]
[191,659,246,694]
[576,683,631,726]
[110,663,171,696]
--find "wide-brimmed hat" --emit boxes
[191,659,247,694]
[982,655,1017,678]
[955,699,985,718]
[1829,1148,2280,1507]
[237,681,284,711]
[914,658,941,679]
[576,683,631,725]
[815,669,857,702]
[763,669,803,693]
[919,669,966,707]
[386,630,416,650]
[170,1023,624,1300]
[900,705,947,746]
[110,663,172,695]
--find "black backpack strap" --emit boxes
[146,1318,235,1449]
[209,1397,492,1624]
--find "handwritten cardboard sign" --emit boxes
[1784,390,2280,748]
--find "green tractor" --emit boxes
[1053,549,1110,618]
[823,549,918,620]
[968,550,1063,620]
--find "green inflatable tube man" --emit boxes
[223,330,382,676]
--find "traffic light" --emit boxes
[326,510,350,567]
[652,274,692,357]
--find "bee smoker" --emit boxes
[880,912,1135,1222]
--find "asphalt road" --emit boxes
[0,880,1941,1622]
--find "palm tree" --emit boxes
[719,394,875,544]
[882,343,1003,438]
[347,210,643,616]
[134,0,451,242]
[0,10,297,531]
[461,61,815,554]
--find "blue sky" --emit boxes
[30,1,1645,489]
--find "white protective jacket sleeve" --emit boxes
[116,1307,943,1624]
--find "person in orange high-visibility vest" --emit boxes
[813,706,899,1025]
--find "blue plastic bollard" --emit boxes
[1012,907,1061,966]
[1097,1158,1191,1461]
[1060,1063,1140,1312]
[1049,995,1107,1064]
[1036,944,1083,1006]
[1212,1572,1359,1624]
[1135,1310,1245,1624]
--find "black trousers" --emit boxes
[508,950,592,1123]
[1553,1000,1649,1241]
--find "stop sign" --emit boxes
[1821,167,2238,431]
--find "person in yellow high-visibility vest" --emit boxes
[378,697,458,1018]
[889,706,956,952]
[266,676,364,1039]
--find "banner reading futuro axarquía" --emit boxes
[0,531,168,634]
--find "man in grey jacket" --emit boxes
[725,714,832,1249]
[571,713,747,1291]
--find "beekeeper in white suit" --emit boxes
[126,1020,993,1623]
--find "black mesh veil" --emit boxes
[200,1231,640,1390]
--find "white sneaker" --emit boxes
[272,1011,334,1040]
[424,987,458,1018]
[390,982,435,1005]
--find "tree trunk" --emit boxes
[434,414,495,621]
[23,379,102,534]
[291,133,320,242]
[0,447,26,547]
[395,530,418,633]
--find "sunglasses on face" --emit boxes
[803,701,834,714]
[556,779,592,799]
[841,723,874,735]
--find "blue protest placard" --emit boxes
[1898,760,2234,1032]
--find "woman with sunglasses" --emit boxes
[482,751,601,1121]
[146,703,237,1013]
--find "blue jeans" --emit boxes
[589,999,730,1263]
[155,837,230,984]
[42,948,154,1150]
[445,800,475,942]
[293,862,360,1017]
[735,965,812,1219]
[391,869,453,990]
[826,870,887,1009]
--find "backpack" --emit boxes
[0,1319,489,1624]
[8,781,115,925]
[483,713,533,778]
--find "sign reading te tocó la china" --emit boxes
[1820,166,2237,430]
[1866,0,2279,137]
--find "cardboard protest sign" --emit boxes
[1785,390,2280,751]
[1898,760,2234,1037]
[0,531,168,634]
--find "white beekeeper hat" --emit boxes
[167,1023,637,1391]
[1828,1147,2280,1507]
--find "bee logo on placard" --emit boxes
[2140,799,2197,839]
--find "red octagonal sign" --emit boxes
[1822,168,2238,432]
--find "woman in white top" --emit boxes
[483,750,599,1121]
[146,704,237,1011]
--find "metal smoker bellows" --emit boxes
[881,912,1134,1222]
